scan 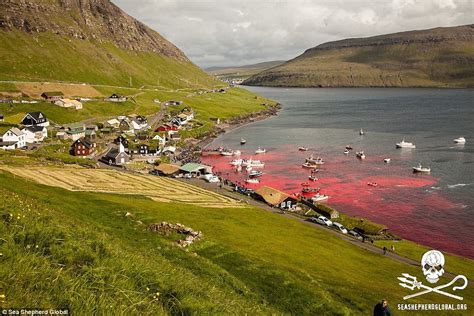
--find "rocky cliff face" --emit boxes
[0,0,188,61]
[244,25,474,88]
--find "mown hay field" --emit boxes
[0,166,242,208]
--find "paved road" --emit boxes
[184,178,472,284]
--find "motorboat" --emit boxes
[367,182,378,187]
[229,159,243,166]
[384,158,391,163]
[302,162,319,169]
[308,175,318,181]
[255,147,266,154]
[306,155,325,165]
[240,138,247,145]
[344,149,350,155]
[359,129,364,135]
[233,150,241,156]
[356,151,366,159]
[302,187,320,193]
[454,137,466,144]
[298,146,309,151]
[248,170,263,178]
[345,145,353,150]
[245,178,260,184]
[413,164,431,174]
[220,150,234,156]
[242,158,264,168]
[312,193,329,202]
[396,139,416,149]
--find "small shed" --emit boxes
[41,91,64,102]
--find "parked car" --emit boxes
[149,170,159,176]
[315,216,333,226]
[349,230,362,239]
[333,222,348,234]
[183,173,192,179]
[308,217,318,223]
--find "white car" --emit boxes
[315,216,333,227]
[333,222,348,234]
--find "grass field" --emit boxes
[0,168,473,315]
[0,166,243,208]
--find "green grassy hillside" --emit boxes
[244,25,474,88]
[1,169,473,314]
[0,30,219,89]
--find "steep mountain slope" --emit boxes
[244,25,474,88]
[0,0,219,88]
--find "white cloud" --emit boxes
[113,0,473,67]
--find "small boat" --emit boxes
[229,159,243,166]
[413,163,431,173]
[359,129,364,135]
[454,137,466,144]
[245,178,259,184]
[233,150,241,156]
[384,158,391,163]
[345,145,353,150]
[367,182,378,187]
[248,170,263,178]
[308,175,318,181]
[302,162,319,169]
[242,158,264,168]
[356,151,366,159]
[220,150,234,156]
[302,187,320,193]
[306,155,325,165]
[298,146,309,151]
[311,169,320,174]
[396,139,416,149]
[255,147,266,154]
[312,193,329,202]
[240,138,247,145]
[344,149,350,155]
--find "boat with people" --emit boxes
[367,182,378,187]
[306,155,325,165]
[240,138,247,145]
[245,178,260,184]
[356,151,366,159]
[220,150,234,156]
[298,146,309,151]
[248,170,263,178]
[454,137,466,144]
[241,158,264,168]
[413,163,431,173]
[344,149,350,155]
[308,175,318,181]
[302,162,319,169]
[312,193,329,202]
[229,159,243,166]
[384,158,391,163]
[302,187,320,193]
[255,147,266,154]
[345,145,353,150]
[359,129,364,135]
[396,139,416,149]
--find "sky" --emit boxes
[113,0,473,68]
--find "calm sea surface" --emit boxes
[202,87,474,259]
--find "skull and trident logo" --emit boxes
[398,250,468,301]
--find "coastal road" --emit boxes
[185,178,472,283]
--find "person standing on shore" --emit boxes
[383,246,387,255]
[391,245,395,252]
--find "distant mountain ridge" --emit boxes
[244,25,474,88]
[0,0,218,88]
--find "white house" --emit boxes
[22,126,48,143]
[130,116,148,130]
[106,118,120,128]
[55,98,83,110]
[21,112,49,127]
[0,127,26,150]
[152,134,166,147]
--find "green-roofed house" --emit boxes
[179,163,213,177]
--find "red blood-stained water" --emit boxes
[202,145,474,259]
